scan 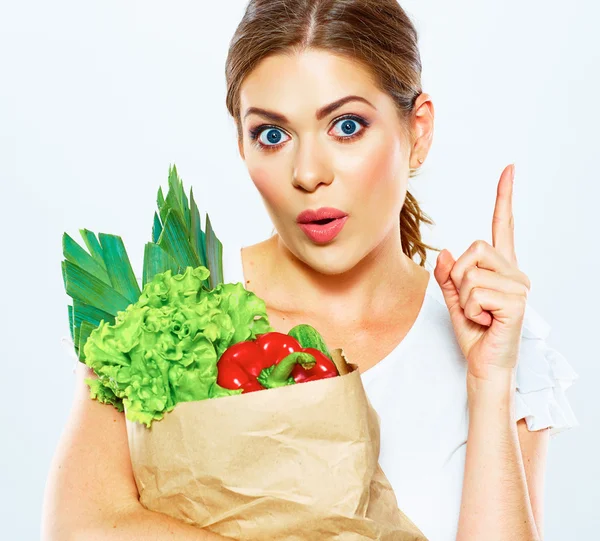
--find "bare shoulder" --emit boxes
[241,235,302,314]
[240,237,271,287]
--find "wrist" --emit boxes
[467,367,515,405]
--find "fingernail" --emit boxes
[511,163,516,181]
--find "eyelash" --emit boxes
[248,114,370,152]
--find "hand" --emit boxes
[433,164,531,382]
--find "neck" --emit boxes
[265,227,423,327]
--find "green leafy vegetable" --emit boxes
[82,265,274,426]
[61,164,238,415]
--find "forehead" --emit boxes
[239,49,379,120]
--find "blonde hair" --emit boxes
[225,0,441,266]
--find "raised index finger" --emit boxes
[492,164,516,263]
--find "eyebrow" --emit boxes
[243,95,376,124]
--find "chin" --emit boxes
[300,242,359,276]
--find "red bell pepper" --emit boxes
[215,339,271,393]
[216,331,338,393]
[289,347,338,383]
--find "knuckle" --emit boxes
[471,239,487,254]
[471,287,484,303]
[464,266,478,284]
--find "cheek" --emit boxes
[349,137,403,195]
[248,165,282,202]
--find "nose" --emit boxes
[291,137,334,192]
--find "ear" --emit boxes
[238,137,245,160]
[408,92,434,170]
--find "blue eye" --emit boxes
[332,117,363,137]
[248,114,369,152]
[257,127,290,147]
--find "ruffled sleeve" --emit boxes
[514,302,579,437]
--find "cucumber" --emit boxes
[287,324,333,361]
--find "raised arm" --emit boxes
[457,372,546,540]
[41,363,228,541]
[433,165,548,539]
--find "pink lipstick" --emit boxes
[296,207,349,244]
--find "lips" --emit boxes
[296,207,348,224]
[298,215,349,244]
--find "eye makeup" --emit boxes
[248,113,371,152]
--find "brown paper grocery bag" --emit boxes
[126,348,428,540]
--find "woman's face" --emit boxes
[238,48,418,276]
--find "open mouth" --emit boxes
[310,218,336,225]
[298,215,348,243]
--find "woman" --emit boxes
[42,1,578,540]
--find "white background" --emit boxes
[1,1,597,539]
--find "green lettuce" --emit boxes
[83,264,274,427]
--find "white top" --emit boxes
[223,241,579,541]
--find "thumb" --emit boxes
[434,249,460,310]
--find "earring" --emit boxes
[417,157,424,164]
